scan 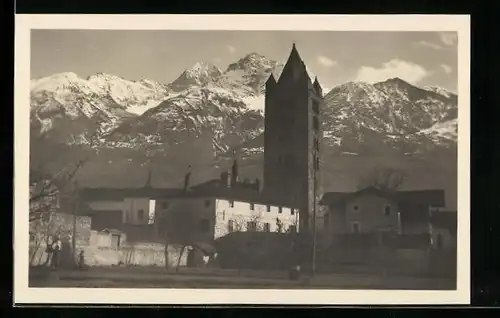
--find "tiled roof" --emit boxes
[79,187,185,201]
[320,187,446,208]
[396,190,446,207]
[80,179,296,208]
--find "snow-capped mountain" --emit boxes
[30,52,459,207]
[169,62,223,92]
[30,72,171,141]
[424,86,457,100]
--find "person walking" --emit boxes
[51,236,62,270]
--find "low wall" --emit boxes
[81,242,187,268]
[30,241,188,268]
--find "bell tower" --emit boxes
[263,44,324,235]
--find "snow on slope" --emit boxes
[31,72,171,116]
[418,118,457,141]
[424,86,457,99]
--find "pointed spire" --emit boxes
[231,158,239,185]
[266,73,276,86]
[279,43,307,83]
[289,42,302,64]
[313,76,323,96]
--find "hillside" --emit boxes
[29,52,459,208]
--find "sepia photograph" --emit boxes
[14,14,470,305]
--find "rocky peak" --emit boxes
[226,52,278,73]
[170,62,223,91]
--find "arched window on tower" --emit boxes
[312,116,319,131]
[312,100,319,115]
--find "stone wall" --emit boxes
[29,212,91,267]
[29,213,188,268]
[80,243,187,268]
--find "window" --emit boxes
[199,219,210,232]
[263,223,270,232]
[384,205,391,216]
[352,222,360,234]
[111,234,121,248]
[314,156,320,170]
[291,208,295,215]
[222,210,225,220]
[250,203,254,211]
[314,138,319,151]
[278,207,283,214]
[228,220,234,233]
[312,100,319,114]
[161,201,169,209]
[313,116,319,131]
[247,221,257,232]
[204,200,211,208]
[229,200,234,208]
[138,209,145,221]
[289,225,297,233]
[266,205,271,212]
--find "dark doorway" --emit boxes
[111,234,121,248]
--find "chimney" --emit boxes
[144,168,152,189]
[220,171,229,187]
[183,165,192,192]
[231,159,239,186]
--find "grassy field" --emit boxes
[29,267,456,290]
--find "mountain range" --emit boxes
[29,52,458,208]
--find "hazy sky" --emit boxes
[31,30,458,92]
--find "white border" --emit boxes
[14,14,470,305]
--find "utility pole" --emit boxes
[72,180,79,266]
[312,164,317,276]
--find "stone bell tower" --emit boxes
[263,43,324,237]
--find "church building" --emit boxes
[263,44,324,234]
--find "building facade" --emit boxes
[320,187,446,239]
[322,188,401,237]
[154,192,300,244]
[84,195,152,229]
[214,199,299,239]
[263,44,324,232]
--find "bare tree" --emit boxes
[29,128,101,266]
[276,217,284,233]
[285,218,298,234]
[357,166,407,193]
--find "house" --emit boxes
[319,187,446,238]
[320,187,401,236]
[78,187,185,230]
[154,165,300,245]
[79,160,300,247]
